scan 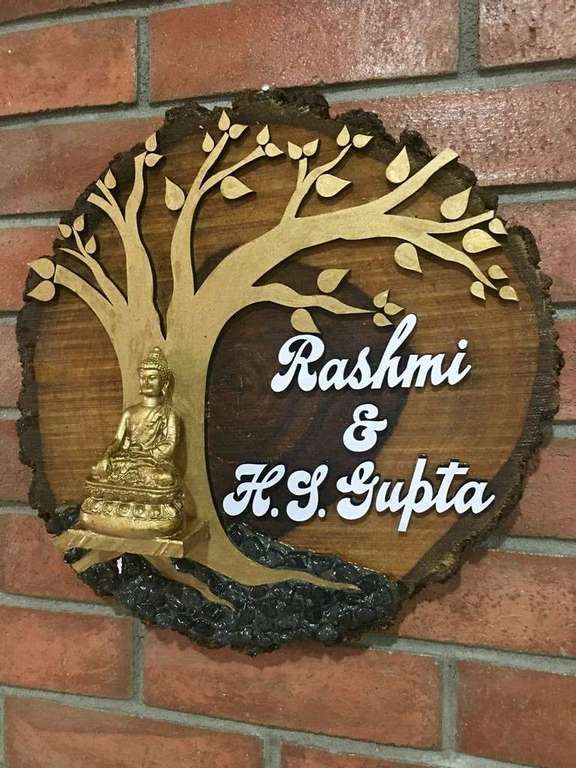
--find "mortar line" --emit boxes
[441,659,459,753]
[555,306,576,320]
[0,0,224,34]
[136,16,151,108]
[0,97,228,130]
[491,183,576,204]
[0,65,575,133]
[553,423,576,439]
[0,590,129,619]
[357,635,576,672]
[325,64,576,105]
[0,683,536,768]
[458,0,480,76]
[482,535,576,557]
[0,697,4,767]
[0,504,35,516]
[131,620,145,703]
[0,213,63,229]
[262,732,282,768]
[0,407,19,420]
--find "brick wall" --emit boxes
[0,2,574,767]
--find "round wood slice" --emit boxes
[18,89,559,642]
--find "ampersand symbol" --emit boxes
[342,403,388,453]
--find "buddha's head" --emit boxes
[138,347,171,399]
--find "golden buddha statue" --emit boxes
[79,347,184,539]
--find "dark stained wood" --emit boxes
[19,89,560,595]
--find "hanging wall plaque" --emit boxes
[18,90,560,652]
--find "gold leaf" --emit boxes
[28,258,55,280]
[73,214,85,232]
[384,301,404,316]
[303,139,319,157]
[489,218,507,235]
[202,132,215,152]
[256,125,270,145]
[27,280,55,302]
[218,110,231,131]
[462,228,501,253]
[58,223,72,238]
[488,264,508,280]
[291,308,320,334]
[145,153,163,168]
[220,176,253,200]
[373,312,392,327]
[353,134,373,149]
[84,235,97,255]
[265,142,283,157]
[317,268,349,293]
[394,243,421,273]
[104,169,116,190]
[145,133,157,152]
[386,147,410,184]
[499,285,519,302]
[373,290,389,308]
[316,173,351,198]
[287,142,303,160]
[336,125,351,147]
[165,177,186,211]
[229,124,247,139]
[440,186,471,220]
[470,281,486,300]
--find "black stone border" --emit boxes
[53,506,401,653]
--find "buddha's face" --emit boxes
[139,367,164,398]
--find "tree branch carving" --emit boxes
[166,112,276,326]
[227,134,513,305]
[87,152,156,314]
[251,283,369,316]
[53,264,117,337]
[58,222,127,309]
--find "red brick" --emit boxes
[395,551,576,656]
[459,663,576,768]
[558,320,575,421]
[513,439,576,538]
[0,19,136,117]
[0,325,20,407]
[0,605,132,696]
[338,82,576,186]
[0,514,104,601]
[144,634,440,747]
[0,0,126,22]
[0,117,160,215]
[282,745,422,768]
[150,0,458,101]
[480,0,576,68]
[0,421,30,502]
[5,697,262,768]
[500,201,576,304]
[0,227,55,310]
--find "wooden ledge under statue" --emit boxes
[56,348,209,571]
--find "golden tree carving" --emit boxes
[29,110,517,598]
